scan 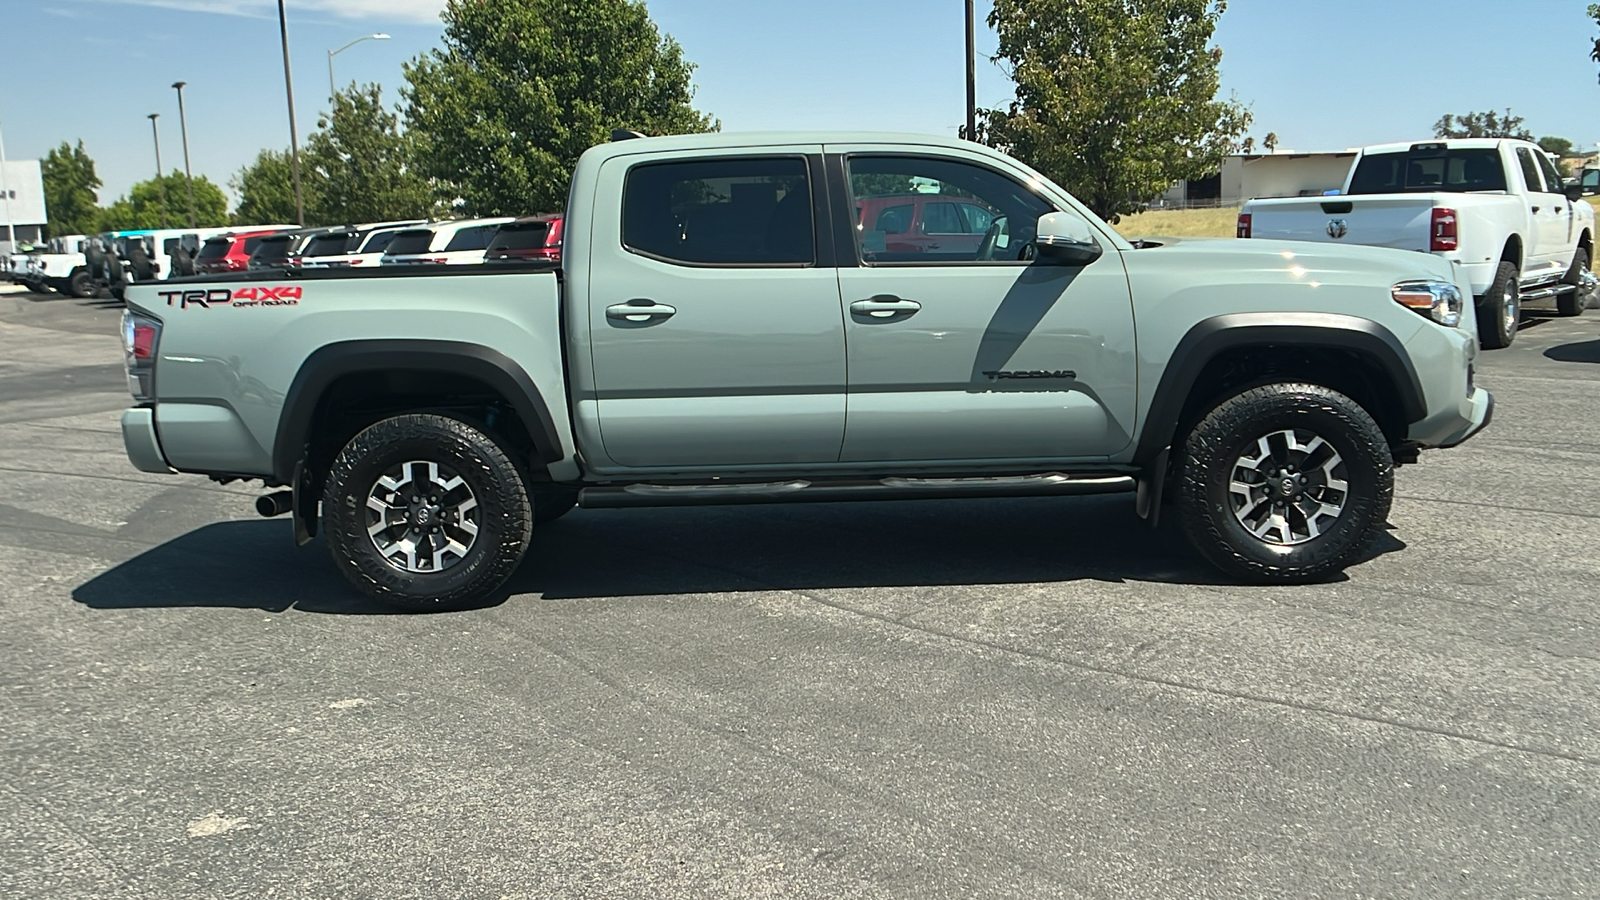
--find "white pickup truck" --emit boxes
[1241,139,1597,348]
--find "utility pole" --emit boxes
[148,114,169,228]
[278,0,306,226]
[172,82,197,227]
[964,0,977,141]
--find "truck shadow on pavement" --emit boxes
[1544,339,1600,364]
[73,495,1405,613]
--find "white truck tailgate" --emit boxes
[1248,196,1437,252]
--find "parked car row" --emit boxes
[3,215,562,301]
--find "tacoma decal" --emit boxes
[158,286,302,309]
[982,369,1077,381]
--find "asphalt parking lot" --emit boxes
[2,283,1598,899]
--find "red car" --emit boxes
[854,193,999,259]
[483,215,563,262]
[194,228,294,275]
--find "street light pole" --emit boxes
[278,0,305,226]
[171,81,197,227]
[148,114,169,228]
[964,0,977,141]
[328,33,390,101]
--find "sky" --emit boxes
[3,0,1599,208]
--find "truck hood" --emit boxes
[1122,235,1461,286]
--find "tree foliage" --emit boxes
[1537,136,1575,158]
[230,148,310,227]
[306,84,435,225]
[98,171,227,231]
[1590,3,1600,80]
[40,141,101,237]
[403,0,718,216]
[1433,109,1532,141]
[977,0,1251,221]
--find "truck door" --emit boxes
[1535,151,1577,265]
[1515,147,1563,273]
[584,149,847,469]
[828,149,1137,464]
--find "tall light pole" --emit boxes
[147,114,169,229]
[171,81,197,227]
[278,0,305,226]
[328,33,390,101]
[964,0,977,141]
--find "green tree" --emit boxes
[1433,109,1532,141]
[306,84,434,225]
[231,148,316,226]
[977,0,1251,221]
[97,171,227,230]
[40,140,101,237]
[403,0,718,215]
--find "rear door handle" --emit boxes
[850,296,922,318]
[1532,206,1542,214]
[606,299,677,322]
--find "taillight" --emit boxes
[1236,213,1252,239]
[544,216,564,248]
[1431,207,1458,252]
[121,309,161,401]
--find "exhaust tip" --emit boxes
[256,490,294,518]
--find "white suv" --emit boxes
[380,218,515,265]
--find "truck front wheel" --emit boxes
[322,414,533,611]
[1476,261,1519,349]
[1176,383,1394,584]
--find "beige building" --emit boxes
[1158,151,1359,208]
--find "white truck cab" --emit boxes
[1242,139,1597,348]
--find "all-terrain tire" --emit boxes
[1475,261,1519,349]
[322,414,533,611]
[68,270,93,299]
[1177,383,1394,584]
[1558,247,1590,317]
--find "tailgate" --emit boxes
[1247,196,1437,252]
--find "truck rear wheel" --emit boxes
[68,270,93,298]
[1177,383,1394,584]
[1476,261,1519,349]
[1558,248,1590,317]
[322,414,533,611]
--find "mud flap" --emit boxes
[292,459,317,546]
[1135,447,1170,528]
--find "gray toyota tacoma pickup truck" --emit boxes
[118,132,1492,610]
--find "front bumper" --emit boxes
[121,407,173,474]
[1434,388,1494,449]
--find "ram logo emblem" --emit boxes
[1326,219,1349,239]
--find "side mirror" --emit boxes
[1565,182,1586,203]
[1034,212,1104,266]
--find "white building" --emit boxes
[1157,150,1359,208]
[0,159,49,254]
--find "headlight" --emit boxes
[1392,280,1463,328]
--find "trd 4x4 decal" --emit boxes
[157,286,303,309]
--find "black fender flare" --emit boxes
[271,339,565,484]
[1132,312,1426,472]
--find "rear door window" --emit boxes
[1516,148,1546,193]
[443,225,499,252]
[487,223,552,251]
[303,233,354,256]
[384,230,436,256]
[361,230,402,253]
[623,156,814,265]
[197,239,231,261]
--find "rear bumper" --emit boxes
[121,407,173,474]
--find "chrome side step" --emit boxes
[578,472,1136,509]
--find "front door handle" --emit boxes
[1532,206,1542,214]
[606,299,677,322]
[850,296,922,318]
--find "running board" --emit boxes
[577,472,1136,509]
[1520,284,1576,303]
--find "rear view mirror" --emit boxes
[1565,182,1585,203]
[1034,212,1103,266]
